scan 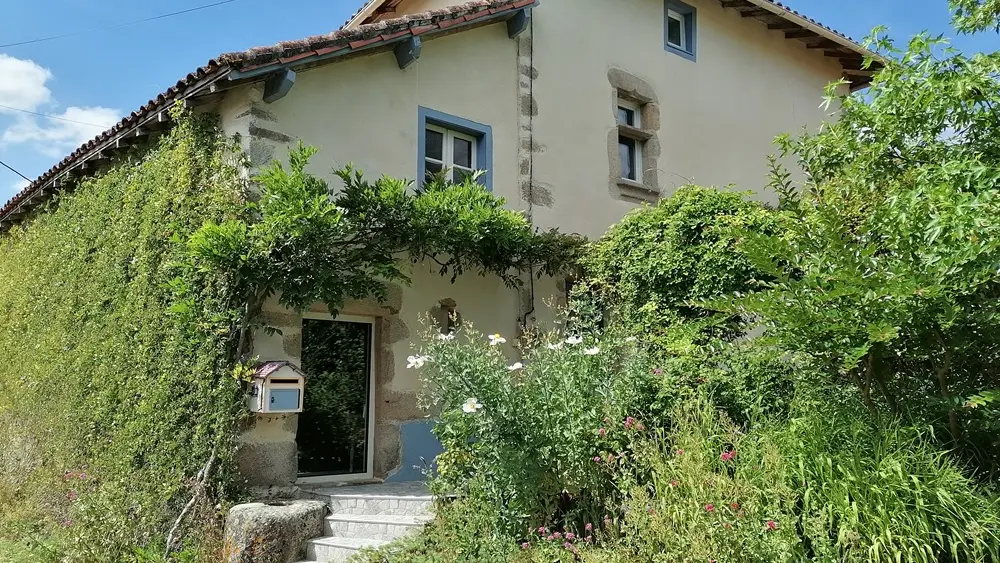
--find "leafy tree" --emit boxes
[186,143,583,357]
[717,27,1000,474]
[951,0,1000,32]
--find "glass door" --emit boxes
[297,316,374,480]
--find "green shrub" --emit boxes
[415,324,657,535]
[0,115,246,561]
[580,186,782,341]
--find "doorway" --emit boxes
[296,315,375,482]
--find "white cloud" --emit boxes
[0,55,118,159]
[2,107,120,158]
[0,54,52,111]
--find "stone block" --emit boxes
[222,500,327,563]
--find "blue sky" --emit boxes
[1,0,998,204]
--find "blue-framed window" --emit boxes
[664,0,697,61]
[418,107,493,191]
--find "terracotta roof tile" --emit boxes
[1,1,524,227]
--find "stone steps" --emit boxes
[324,513,430,539]
[299,482,434,562]
[305,536,387,562]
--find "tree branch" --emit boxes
[164,445,217,558]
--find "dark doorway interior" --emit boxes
[297,318,373,477]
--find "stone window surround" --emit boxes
[664,0,698,62]
[607,68,661,203]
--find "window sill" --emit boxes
[617,179,660,202]
[664,44,696,62]
[618,124,654,141]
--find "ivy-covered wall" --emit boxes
[0,115,247,561]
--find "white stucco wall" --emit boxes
[526,0,843,238]
[226,0,848,482]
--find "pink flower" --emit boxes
[521,542,530,549]
[585,523,593,532]
[563,541,573,550]
[78,473,87,480]
[593,456,602,463]
[652,368,663,375]
[624,417,636,429]
[585,535,593,543]
[720,450,736,462]
[546,535,554,541]
[553,532,563,540]
[565,532,576,540]
[730,502,740,511]
[598,428,607,437]
[676,449,684,456]
[538,527,547,534]
[66,490,78,502]
[766,520,778,531]
[705,503,715,512]
[669,479,679,487]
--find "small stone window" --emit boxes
[608,68,661,202]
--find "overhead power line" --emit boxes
[0,158,31,183]
[0,103,113,128]
[0,0,242,49]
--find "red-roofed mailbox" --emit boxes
[249,362,307,414]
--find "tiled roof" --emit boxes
[221,0,534,75]
[0,0,531,229]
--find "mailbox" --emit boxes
[249,361,307,414]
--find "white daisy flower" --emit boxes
[406,355,430,369]
[565,335,584,345]
[508,362,523,371]
[488,333,506,346]
[584,347,601,356]
[462,398,483,413]
[438,332,456,341]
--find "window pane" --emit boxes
[453,167,474,184]
[617,107,635,127]
[667,15,683,48]
[425,160,443,180]
[426,129,444,161]
[453,137,473,168]
[619,137,637,181]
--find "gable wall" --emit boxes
[526,0,844,237]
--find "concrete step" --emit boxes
[324,513,430,540]
[303,483,434,517]
[305,536,387,562]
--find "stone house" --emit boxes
[0,0,876,490]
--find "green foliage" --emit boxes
[613,395,1000,563]
[0,114,246,561]
[188,144,583,340]
[716,26,1000,471]
[415,324,657,535]
[951,0,1000,32]
[581,186,781,341]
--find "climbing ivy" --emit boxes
[0,113,247,562]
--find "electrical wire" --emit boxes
[0,0,243,49]
[0,159,31,182]
[0,103,112,128]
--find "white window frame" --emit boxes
[666,9,687,51]
[617,100,643,182]
[295,313,377,485]
[425,125,478,182]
